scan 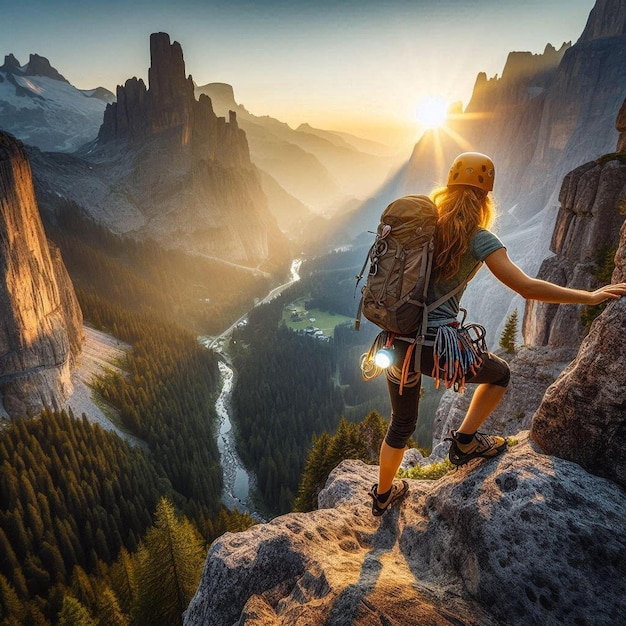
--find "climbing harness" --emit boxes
[360,309,488,396]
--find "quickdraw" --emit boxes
[431,319,488,394]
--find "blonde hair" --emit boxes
[430,185,495,281]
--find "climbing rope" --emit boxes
[431,321,488,394]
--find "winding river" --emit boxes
[204,259,302,518]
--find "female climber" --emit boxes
[370,151,626,516]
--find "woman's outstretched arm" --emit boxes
[484,248,626,305]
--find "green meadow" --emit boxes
[282,297,352,336]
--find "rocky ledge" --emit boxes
[184,436,626,626]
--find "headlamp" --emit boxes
[374,347,395,369]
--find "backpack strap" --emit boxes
[409,262,481,392]
[354,240,378,331]
[424,261,482,317]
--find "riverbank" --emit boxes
[203,258,303,518]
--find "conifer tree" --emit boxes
[294,411,389,513]
[107,547,136,616]
[293,432,333,513]
[57,595,97,626]
[499,309,519,353]
[134,498,205,626]
[71,565,97,611]
[95,585,129,626]
[358,411,388,462]
[0,574,25,623]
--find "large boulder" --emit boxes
[184,438,626,625]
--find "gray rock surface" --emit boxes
[431,347,572,447]
[577,0,626,43]
[523,154,626,350]
[185,438,626,625]
[531,213,626,487]
[0,132,83,417]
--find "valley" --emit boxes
[2,1,626,623]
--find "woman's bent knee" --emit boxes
[384,412,416,449]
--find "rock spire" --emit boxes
[89,32,288,266]
[98,32,249,166]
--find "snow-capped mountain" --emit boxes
[0,53,114,152]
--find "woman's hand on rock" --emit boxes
[588,283,626,305]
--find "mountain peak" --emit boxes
[194,82,242,118]
[23,53,68,82]
[500,42,569,84]
[0,53,21,73]
[578,0,626,43]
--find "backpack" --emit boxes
[355,194,471,339]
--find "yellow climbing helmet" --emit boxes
[447,152,495,192]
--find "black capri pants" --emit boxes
[384,339,510,449]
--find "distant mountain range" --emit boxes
[0,49,401,239]
[0,53,113,151]
[195,82,402,227]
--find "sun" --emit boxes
[415,96,449,129]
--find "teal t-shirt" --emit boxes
[427,228,505,327]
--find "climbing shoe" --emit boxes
[446,430,507,467]
[368,480,409,517]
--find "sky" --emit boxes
[0,0,596,147]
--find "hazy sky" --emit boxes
[0,0,595,146]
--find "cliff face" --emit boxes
[185,445,626,626]
[0,132,83,417]
[478,0,626,225]
[523,153,626,349]
[465,0,626,339]
[577,0,626,43]
[531,211,626,486]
